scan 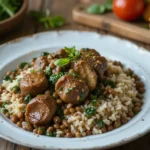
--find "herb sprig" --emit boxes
[54,46,80,67]
[87,0,113,14]
[30,9,65,29]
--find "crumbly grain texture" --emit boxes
[0,53,144,138]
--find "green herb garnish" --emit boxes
[24,94,32,103]
[46,132,53,137]
[1,108,8,113]
[91,95,97,105]
[92,88,102,97]
[42,52,49,56]
[19,62,28,69]
[45,66,52,76]
[30,9,65,29]
[49,72,64,85]
[66,87,73,94]
[87,0,112,14]
[101,79,115,88]
[97,120,105,128]
[91,99,97,105]
[80,92,86,101]
[85,107,96,116]
[12,86,20,92]
[56,105,64,120]
[3,75,11,81]
[2,102,9,108]
[54,46,80,67]
[1,102,9,113]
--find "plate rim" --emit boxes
[0,30,150,150]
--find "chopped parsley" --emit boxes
[46,131,57,137]
[101,79,115,88]
[19,62,28,69]
[80,92,86,101]
[12,86,20,92]
[90,95,97,105]
[2,102,9,108]
[24,94,32,103]
[92,87,102,97]
[66,87,73,94]
[49,72,64,85]
[1,102,9,113]
[45,66,52,76]
[91,99,97,106]
[3,75,11,81]
[42,52,49,56]
[56,105,64,119]
[97,120,105,128]
[49,72,68,85]
[85,107,96,116]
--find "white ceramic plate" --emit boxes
[0,31,150,150]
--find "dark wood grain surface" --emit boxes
[0,0,150,150]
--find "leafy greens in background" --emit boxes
[30,9,65,29]
[0,0,22,21]
[87,0,113,14]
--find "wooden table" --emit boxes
[0,0,150,150]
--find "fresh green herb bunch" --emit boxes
[30,9,65,29]
[54,46,80,67]
[0,0,22,21]
[87,0,113,14]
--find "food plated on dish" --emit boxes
[0,46,145,138]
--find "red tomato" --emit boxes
[113,0,145,21]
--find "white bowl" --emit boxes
[0,31,150,150]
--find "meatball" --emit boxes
[20,72,48,96]
[55,75,89,104]
[25,94,56,125]
[33,56,49,71]
[80,48,100,56]
[54,49,68,58]
[80,49,108,78]
[72,60,97,91]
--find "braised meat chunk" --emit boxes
[20,72,48,96]
[55,74,89,104]
[72,60,97,91]
[80,49,108,78]
[54,49,68,58]
[33,56,49,71]
[25,94,56,125]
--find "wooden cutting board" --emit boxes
[72,4,150,44]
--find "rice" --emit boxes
[0,59,144,137]
[62,61,142,135]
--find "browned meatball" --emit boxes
[72,60,97,91]
[25,94,56,125]
[55,75,89,104]
[80,48,100,56]
[80,49,108,78]
[33,56,49,71]
[54,49,68,58]
[20,72,48,96]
